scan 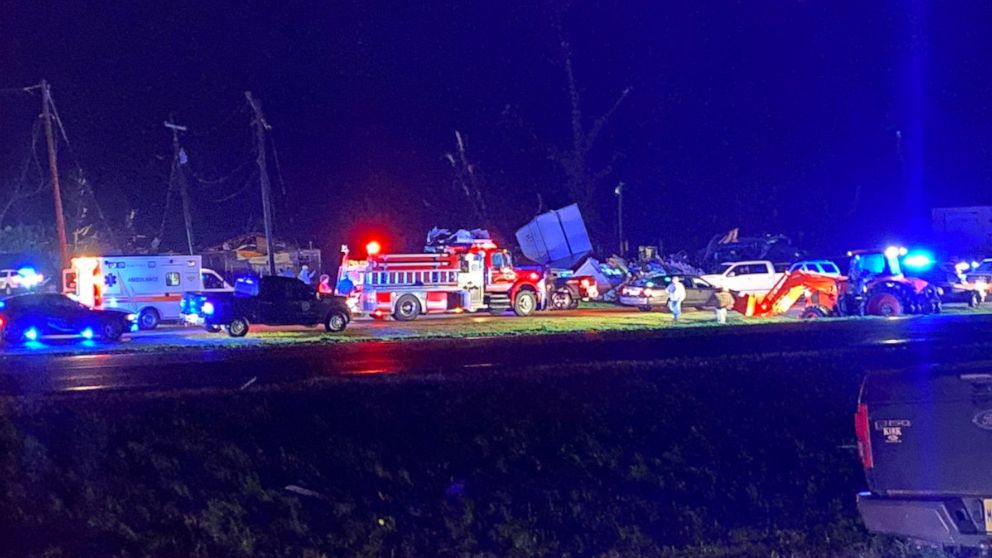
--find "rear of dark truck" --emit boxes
[857,368,992,549]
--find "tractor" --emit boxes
[831,248,941,317]
[734,247,941,320]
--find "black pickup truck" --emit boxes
[182,276,350,337]
[856,367,992,549]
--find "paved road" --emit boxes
[2,307,992,396]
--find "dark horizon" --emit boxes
[3,1,991,261]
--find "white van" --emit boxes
[65,255,232,329]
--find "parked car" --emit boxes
[908,264,986,307]
[856,366,992,550]
[786,259,842,277]
[0,267,46,296]
[966,258,992,288]
[617,273,720,311]
[182,276,351,337]
[700,260,782,295]
[0,293,136,343]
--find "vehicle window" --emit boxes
[295,282,314,300]
[202,272,225,290]
[975,261,992,273]
[823,263,839,274]
[166,272,181,287]
[491,252,504,269]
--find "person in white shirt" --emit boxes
[666,276,687,322]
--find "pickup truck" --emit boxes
[700,260,783,295]
[182,276,350,337]
[856,367,992,549]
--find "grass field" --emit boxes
[0,350,957,557]
[8,303,991,357]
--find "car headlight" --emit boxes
[126,313,137,322]
[936,287,944,296]
[201,302,215,315]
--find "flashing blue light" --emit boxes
[201,301,215,315]
[24,327,39,342]
[0,301,5,309]
[130,323,139,333]
[81,328,94,340]
[902,252,934,270]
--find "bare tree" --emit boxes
[0,121,46,227]
[552,39,632,211]
[444,130,489,225]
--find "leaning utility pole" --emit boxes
[41,80,70,274]
[245,91,276,276]
[164,119,195,255]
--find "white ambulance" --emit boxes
[65,255,232,329]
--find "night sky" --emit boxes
[3,1,992,261]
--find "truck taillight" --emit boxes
[855,403,874,469]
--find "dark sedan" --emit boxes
[0,293,136,343]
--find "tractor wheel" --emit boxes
[324,311,349,333]
[138,308,160,330]
[970,291,982,308]
[866,293,903,317]
[800,307,829,320]
[513,290,537,317]
[392,294,421,321]
[227,317,250,337]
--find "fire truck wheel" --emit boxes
[393,295,421,321]
[138,308,160,330]
[325,311,348,333]
[513,290,537,317]
[227,318,250,337]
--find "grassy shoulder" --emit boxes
[11,302,990,358]
[0,351,953,557]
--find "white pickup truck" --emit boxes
[700,260,783,295]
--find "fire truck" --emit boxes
[337,232,545,321]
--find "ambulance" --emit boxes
[64,255,232,329]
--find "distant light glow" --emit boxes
[366,240,382,257]
[81,328,94,340]
[956,262,971,273]
[24,327,39,341]
[902,253,934,269]
[973,261,982,269]
[884,246,900,259]
[16,267,43,288]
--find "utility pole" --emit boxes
[41,81,70,274]
[245,91,277,277]
[164,118,195,255]
[614,181,625,256]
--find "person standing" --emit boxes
[298,264,315,285]
[711,287,734,324]
[666,276,686,322]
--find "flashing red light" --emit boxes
[854,403,874,469]
[529,272,539,281]
[0,316,4,329]
[580,278,591,288]
[366,241,382,257]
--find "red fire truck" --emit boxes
[336,235,545,321]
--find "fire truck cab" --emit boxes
[341,237,544,321]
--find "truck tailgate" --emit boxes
[862,367,992,496]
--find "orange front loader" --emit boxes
[733,270,841,318]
